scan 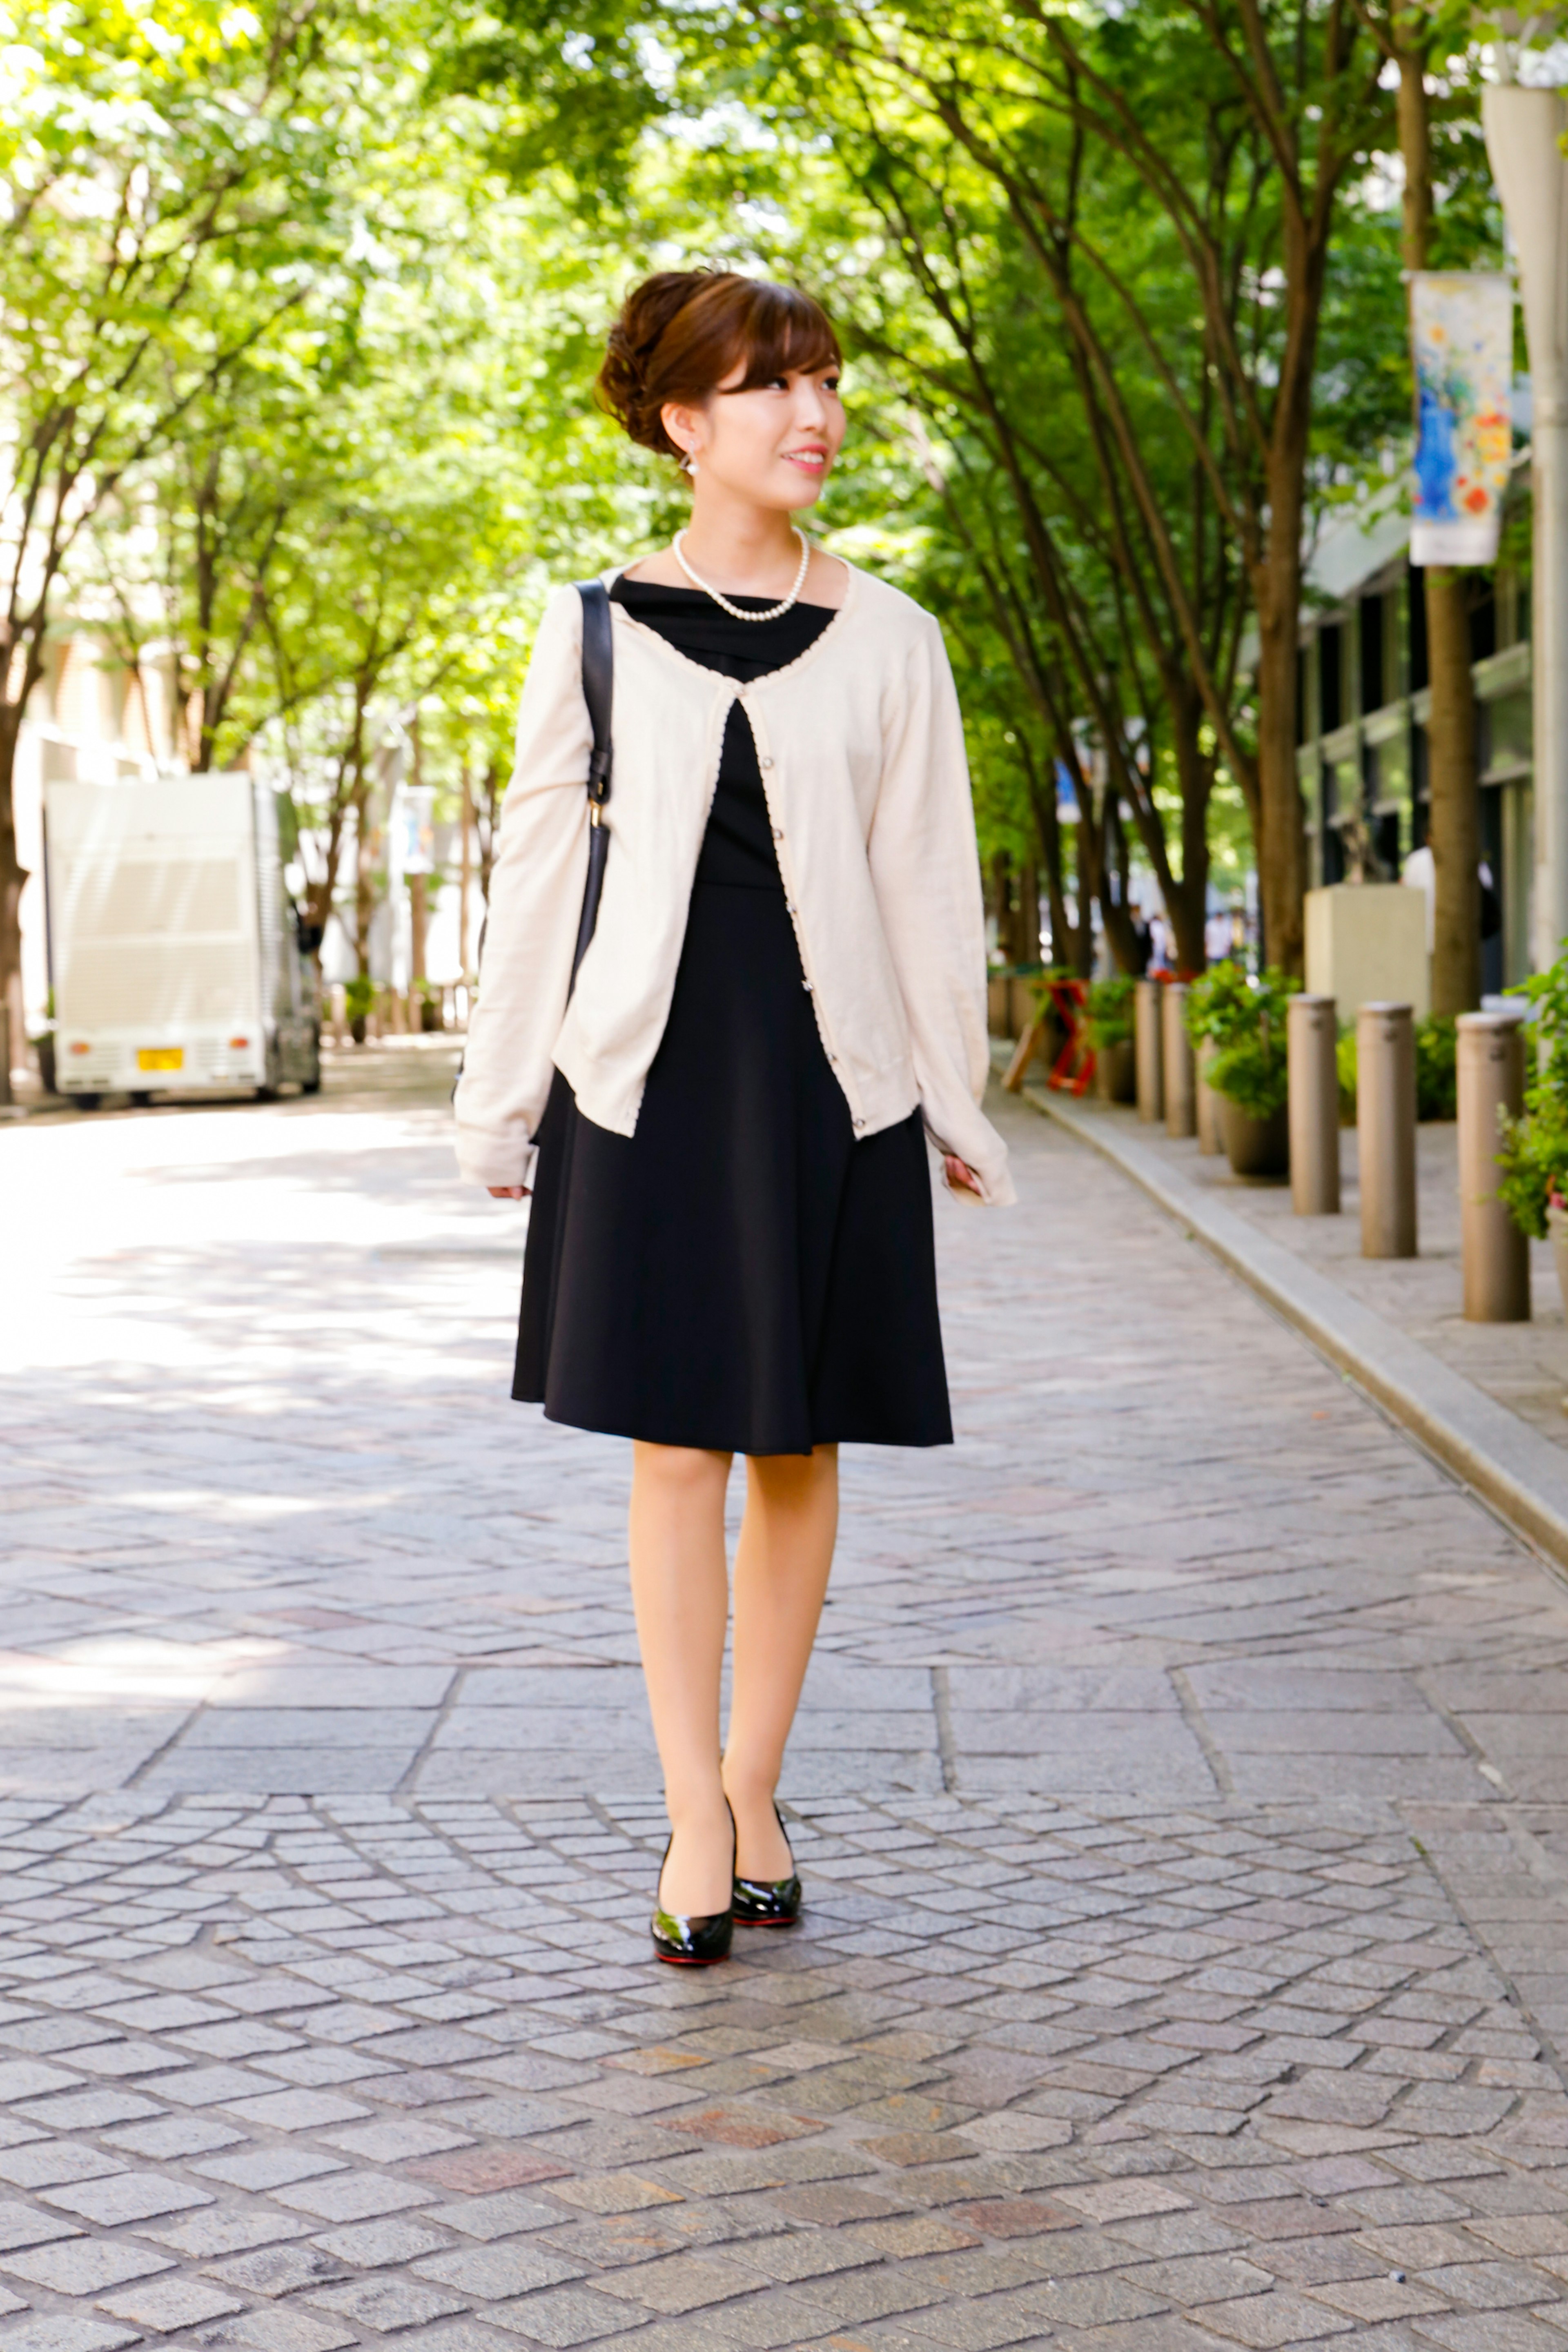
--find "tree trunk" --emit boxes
[1012,861,1039,964]
[459,760,474,978]
[1396,27,1481,1012]
[1028,772,1080,975]
[1254,494,1309,977]
[0,704,26,1036]
[1426,570,1481,1010]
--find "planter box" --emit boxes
[1095,1039,1136,1103]
[1221,1097,1290,1178]
[1550,1205,1568,1321]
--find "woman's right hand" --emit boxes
[488,1186,529,1200]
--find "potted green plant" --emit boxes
[344,975,376,1046]
[31,990,56,1095]
[1185,963,1296,1176]
[417,979,443,1034]
[1085,975,1136,1102]
[1497,946,1568,1314]
[1337,1013,1457,1126]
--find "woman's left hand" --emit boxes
[943,1155,982,1196]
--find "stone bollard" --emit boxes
[1358,1001,1417,1258]
[1288,993,1341,1215]
[1196,1036,1222,1154]
[1457,1011,1530,1322]
[1134,978,1164,1123]
[330,982,346,1047]
[1163,984,1196,1139]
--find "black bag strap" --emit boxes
[577,580,614,817]
[570,580,614,989]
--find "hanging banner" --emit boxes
[1409,271,1514,566]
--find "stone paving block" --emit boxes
[95,2274,243,2330]
[40,2172,212,2224]
[414,2242,587,2298]
[136,2209,312,2258]
[0,2321,143,2352]
[0,2238,176,2295]
[422,2192,562,2240]
[1188,2287,1357,2344]
[482,2284,646,2344]
[272,2172,428,2222]
[196,2307,359,2351]
[1412,2319,1568,2350]
[304,2275,471,2330]
[1307,2276,1454,2319]
[202,2243,351,2298]
[0,2201,82,2251]
[880,2297,1047,2348]
[191,2150,345,2193]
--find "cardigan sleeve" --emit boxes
[866,615,1016,1207]
[453,585,591,1189]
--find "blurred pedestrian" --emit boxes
[454,270,1013,1966]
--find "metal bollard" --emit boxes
[1357,1001,1417,1258]
[1163,983,1196,1138]
[1457,1011,1530,1321]
[1134,978,1165,1123]
[1288,993,1341,1215]
[1196,1036,1222,1154]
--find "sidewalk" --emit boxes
[1016,1064,1568,1577]
[9,1069,1568,2351]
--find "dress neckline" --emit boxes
[613,577,844,616]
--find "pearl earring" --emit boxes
[683,451,699,479]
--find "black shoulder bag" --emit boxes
[570,579,614,990]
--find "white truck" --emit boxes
[44,773,321,1106]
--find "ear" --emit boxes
[660,401,702,464]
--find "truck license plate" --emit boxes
[137,1047,184,1072]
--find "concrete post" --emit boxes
[1288,993,1340,1215]
[1163,983,1196,1138]
[1457,1011,1530,1322]
[330,983,346,1047]
[1134,979,1164,1123]
[1196,1037,1222,1155]
[1483,85,1568,974]
[1358,1001,1417,1258]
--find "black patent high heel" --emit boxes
[650,1800,735,1966]
[732,1800,802,1929]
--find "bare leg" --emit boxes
[723,1445,839,1879]
[628,1441,735,1915]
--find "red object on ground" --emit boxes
[1044,976,1094,1096]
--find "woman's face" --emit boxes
[664,359,846,512]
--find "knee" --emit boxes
[633,1443,731,1502]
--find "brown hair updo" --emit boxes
[597,270,842,461]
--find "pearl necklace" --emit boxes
[673,526,811,621]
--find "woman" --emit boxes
[455,269,1013,1965]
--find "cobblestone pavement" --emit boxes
[7,1064,1568,2352]
[1056,1097,1568,1457]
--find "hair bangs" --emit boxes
[725,284,842,390]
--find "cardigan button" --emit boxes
[760,755,774,768]
[771,825,784,841]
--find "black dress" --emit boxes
[513,579,952,1456]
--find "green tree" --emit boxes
[0,0,356,1018]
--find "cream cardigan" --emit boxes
[453,561,1016,1207]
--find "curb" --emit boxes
[1021,1082,1568,1581]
